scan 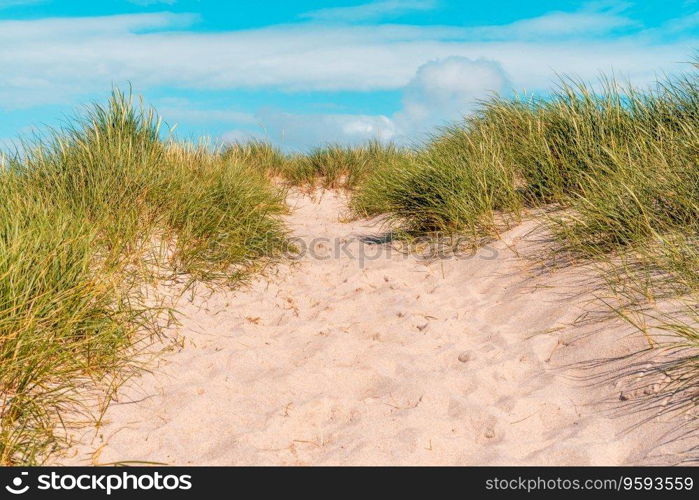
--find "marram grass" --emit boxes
[222,139,410,190]
[0,90,288,464]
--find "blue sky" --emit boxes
[1,1,698,150]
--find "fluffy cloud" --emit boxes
[395,57,509,135]
[242,57,510,149]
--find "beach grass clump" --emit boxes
[220,139,409,191]
[0,177,139,465]
[520,75,699,259]
[159,143,289,280]
[348,152,417,217]
[351,115,525,236]
[352,143,520,237]
[471,80,653,205]
[220,141,291,178]
[0,165,151,465]
[288,141,406,189]
[0,90,288,464]
[351,69,699,250]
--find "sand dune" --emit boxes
[61,190,695,465]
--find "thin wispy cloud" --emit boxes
[661,10,699,32]
[300,0,438,23]
[2,6,694,109]
[0,12,198,39]
[469,8,638,40]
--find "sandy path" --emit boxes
[63,190,694,465]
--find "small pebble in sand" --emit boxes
[485,428,496,439]
[619,392,629,401]
[458,351,472,363]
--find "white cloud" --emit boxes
[469,10,636,40]
[395,57,509,134]
[300,0,438,23]
[2,4,699,147]
[659,10,699,33]
[0,12,198,39]
[249,57,509,149]
[1,10,695,112]
[253,109,397,149]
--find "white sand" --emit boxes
[61,190,696,465]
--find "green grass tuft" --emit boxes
[0,89,288,464]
